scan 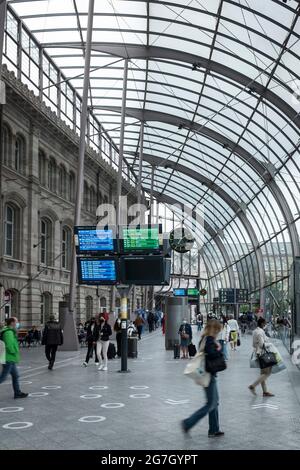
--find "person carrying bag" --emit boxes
[248,317,276,397]
[182,320,225,438]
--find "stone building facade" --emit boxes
[0,65,143,327]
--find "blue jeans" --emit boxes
[219,340,228,361]
[184,376,219,434]
[0,362,21,396]
[197,323,202,331]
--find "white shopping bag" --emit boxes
[184,351,211,387]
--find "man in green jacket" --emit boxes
[0,317,28,399]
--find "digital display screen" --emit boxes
[120,256,170,286]
[120,225,162,253]
[77,258,117,285]
[75,227,116,254]
[219,288,235,304]
[173,289,187,296]
[187,288,199,297]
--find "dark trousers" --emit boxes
[45,345,58,364]
[148,322,154,332]
[116,332,122,357]
[183,376,219,434]
[0,362,21,396]
[85,342,99,363]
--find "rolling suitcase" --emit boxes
[107,342,116,359]
[174,343,180,359]
[188,343,197,357]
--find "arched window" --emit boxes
[62,226,72,270]
[84,181,90,211]
[85,296,93,320]
[40,292,53,324]
[1,124,12,167]
[69,171,75,202]
[48,158,57,192]
[14,135,26,174]
[90,187,96,214]
[40,217,52,265]
[115,297,121,315]
[59,165,67,198]
[4,289,20,321]
[4,203,20,258]
[39,150,46,186]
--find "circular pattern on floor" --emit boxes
[78,416,106,423]
[129,394,151,399]
[41,386,62,390]
[80,394,102,399]
[130,386,149,390]
[101,403,125,409]
[0,407,24,413]
[29,392,49,397]
[2,422,33,430]
[19,381,33,385]
[89,386,109,390]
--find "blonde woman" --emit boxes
[181,320,225,438]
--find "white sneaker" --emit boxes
[82,362,88,367]
[103,366,108,371]
[95,362,99,366]
[98,365,104,371]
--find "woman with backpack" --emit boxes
[181,319,225,438]
[178,319,192,359]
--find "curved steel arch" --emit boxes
[49,43,300,131]
[97,105,299,258]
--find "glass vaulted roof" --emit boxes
[4,0,300,299]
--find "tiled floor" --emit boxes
[0,328,300,450]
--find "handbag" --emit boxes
[250,351,260,368]
[206,353,227,374]
[258,345,277,369]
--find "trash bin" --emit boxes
[128,336,138,358]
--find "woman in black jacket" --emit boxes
[181,319,224,438]
[82,318,99,367]
[93,316,112,371]
[42,315,63,370]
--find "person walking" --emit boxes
[181,320,224,438]
[249,317,275,397]
[227,314,239,351]
[178,319,192,359]
[0,317,28,399]
[196,313,203,332]
[93,316,112,371]
[147,311,155,333]
[114,314,122,357]
[217,317,230,361]
[134,315,145,340]
[42,315,63,370]
[82,317,99,367]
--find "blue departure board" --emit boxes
[78,258,117,285]
[75,227,116,254]
[173,289,187,296]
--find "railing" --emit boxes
[2,4,137,187]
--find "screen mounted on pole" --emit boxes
[74,226,117,255]
[77,257,118,285]
[120,224,163,254]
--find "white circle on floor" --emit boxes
[101,403,125,409]
[78,416,106,423]
[29,392,49,397]
[80,394,102,399]
[0,407,24,413]
[19,381,33,385]
[89,386,109,390]
[18,366,32,369]
[41,386,61,390]
[3,422,33,430]
[130,394,151,399]
[130,386,149,390]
